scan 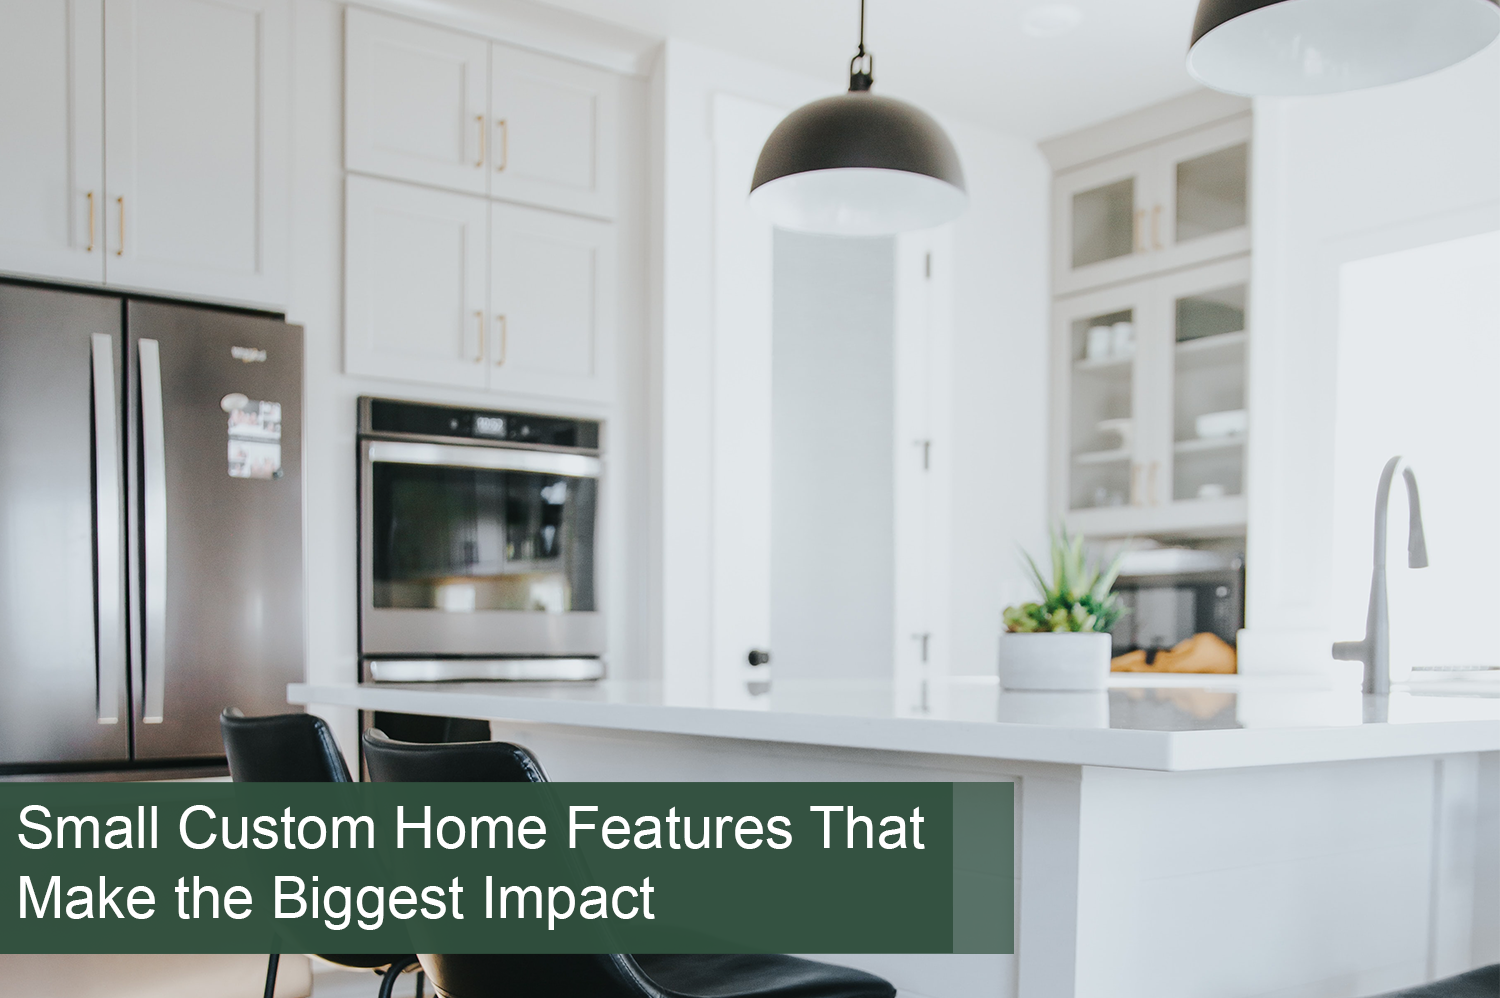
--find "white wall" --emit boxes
[1330,231,1500,675]
[286,1,653,758]
[943,119,1052,675]
[1241,44,1500,671]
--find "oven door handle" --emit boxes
[366,440,601,478]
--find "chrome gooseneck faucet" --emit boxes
[1333,456,1428,694]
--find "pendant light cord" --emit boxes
[849,0,874,91]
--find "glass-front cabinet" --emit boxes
[1053,257,1249,536]
[1052,116,1251,295]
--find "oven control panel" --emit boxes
[360,397,600,451]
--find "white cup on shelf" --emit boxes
[1085,325,1112,361]
[1110,321,1134,358]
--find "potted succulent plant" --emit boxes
[999,527,1126,691]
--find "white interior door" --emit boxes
[102,0,288,306]
[0,0,105,284]
[892,230,953,718]
[344,175,488,389]
[489,42,617,219]
[345,7,488,196]
[708,93,783,710]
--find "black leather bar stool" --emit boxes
[219,710,423,998]
[360,729,896,998]
[1375,964,1498,997]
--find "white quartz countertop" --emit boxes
[288,674,1500,772]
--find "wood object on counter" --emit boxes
[1112,631,1237,673]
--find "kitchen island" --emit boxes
[289,676,1500,998]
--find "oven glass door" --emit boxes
[367,442,598,614]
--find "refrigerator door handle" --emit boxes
[91,334,122,725]
[139,338,167,724]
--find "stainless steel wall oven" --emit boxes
[358,397,604,682]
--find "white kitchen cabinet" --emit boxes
[343,9,618,220]
[345,7,489,197]
[488,202,615,401]
[345,176,489,390]
[1056,256,1250,538]
[0,0,105,285]
[1053,116,1250,295]
[489,42,618,219]
[101,0,288,306]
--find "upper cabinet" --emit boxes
[0,0,105,285]
[489,43,617,219]
[344,176,489,390]
[489,202,615,401]
[346,8,618,220]
[0,0,289,307]
[1054,257,1250,538]
[103,0,289,305]
[344,10,490,197]
[1053,116,1250,295]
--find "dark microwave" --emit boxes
[1109,550,1244,658]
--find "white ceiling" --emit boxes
[505,0,1209,140]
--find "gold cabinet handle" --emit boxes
[494,314,507,365]
[1149,460,1160,505]
[115,196,125,256]
[1133,210,1146,253]
[473,311,485,363]
[494,119,508,172]
[86,191,96,252]
[1151,205,1163,250]
[475,115,486,167]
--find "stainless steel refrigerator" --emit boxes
[0,282,304,775]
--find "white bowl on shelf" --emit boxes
[1096,417,1133,450]
[1195,409,1247,439]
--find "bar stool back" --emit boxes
[219,710,419,998]
[358,729,895,998]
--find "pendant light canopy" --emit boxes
[749,1,966,236]
[1187,0,1500,97]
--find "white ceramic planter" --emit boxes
[997,631,1112,691]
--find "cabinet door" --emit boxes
[345,8,488,196]
[1052,146,1156,296]
[0,0,105,284]
[345,176,489,389]
[489,43,618,219]
[489,202,615,402]
[102,0,288,306]
[1157,256,1250,517]
[1147,117,1251,273]
[1051,282,1160,525]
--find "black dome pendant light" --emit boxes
[748,0,966,235]
[1187,0,1500,96]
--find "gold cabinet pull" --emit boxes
[494,119,508,172]
[1151,205,1163,250]
[1149,460,1160,505]
[115,196,125,256]
[473,311,485,363]
[1133,210,1146,253]
[475,114,486,167]
[494,314,507,365]
[85,191,96,252]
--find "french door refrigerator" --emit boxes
[0,282,303,774]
